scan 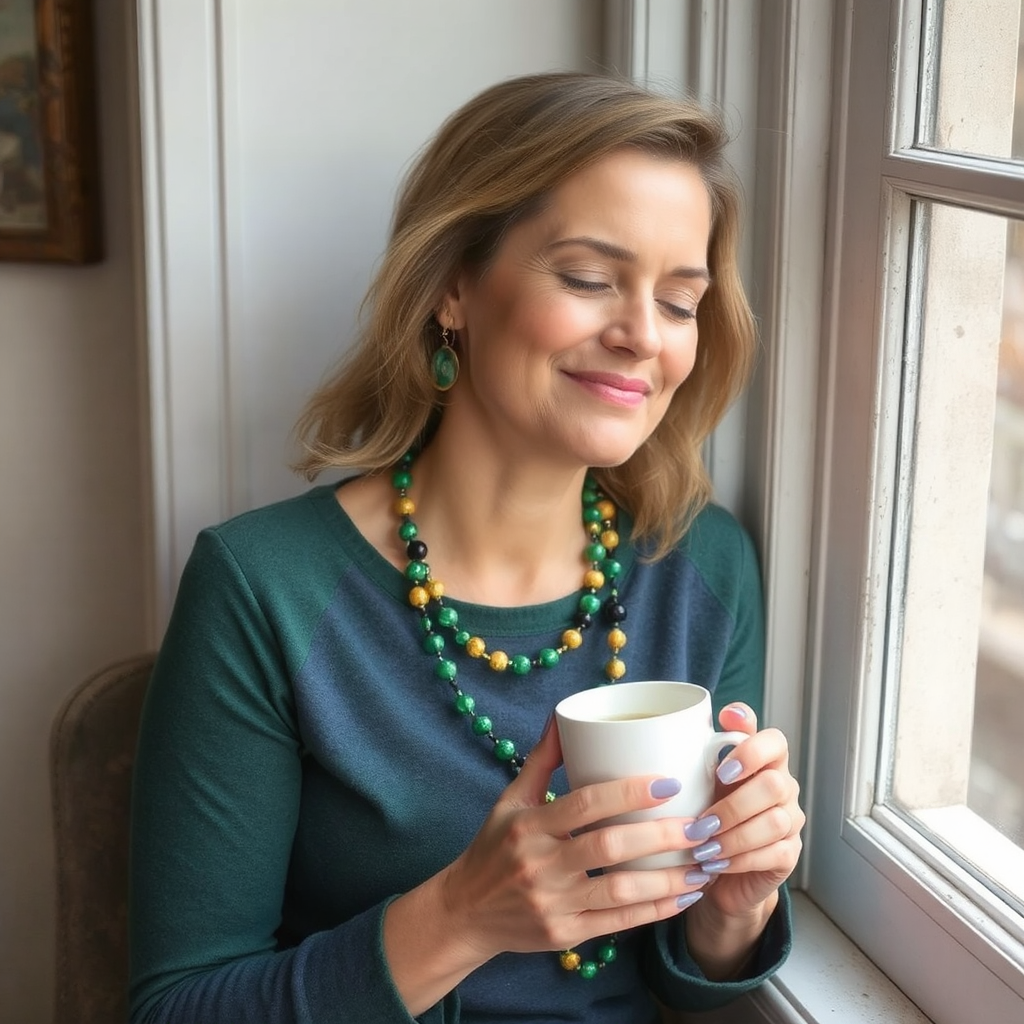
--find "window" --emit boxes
[806,1,1024,1021]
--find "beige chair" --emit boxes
[50,653,155,1024]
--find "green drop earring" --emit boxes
[432,323,459,391]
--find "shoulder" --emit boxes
[636,502,761,615]
[186,483,346,588]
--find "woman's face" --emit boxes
[442,148,713,471]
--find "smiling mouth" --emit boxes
[563,371,651,407]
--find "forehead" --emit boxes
[521,149,713,252]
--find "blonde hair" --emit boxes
[295,71,755,558]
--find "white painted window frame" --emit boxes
[803,1,1024,1022]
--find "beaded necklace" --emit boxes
[391,450,627,980]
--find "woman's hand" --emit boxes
[384,716,707,1014]
[678,703,804,978]
[441,715,707,960]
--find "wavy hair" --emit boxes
[294,72,755,558]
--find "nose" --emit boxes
[601,293,662,360]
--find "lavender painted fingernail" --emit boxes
[650,778,682,799]
[693,840,722,862]
[700,858,731,874]
[685,870,711,886]
[684,814,721,842]
[717,759,743,785]
[725,704,749,719]
[676,891,705,909]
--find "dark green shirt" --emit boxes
[130,483,791,1023]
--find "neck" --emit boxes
[408,439,591,607]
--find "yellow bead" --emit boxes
[408,586,429,607]
[583,569,605,590]
[588,522,600,536]
[559,950,582,971]
[607,628,627,651]
[605,657,626,680]
[600,529,619,550]
[395,496,416,516]
[466,636,487,658]
[489,651,509,672]
[596,499,616,521]
[562,628,583,649]
[426,578,445,599]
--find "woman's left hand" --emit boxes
[685,703,804,920]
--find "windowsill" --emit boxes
[753,891,934,1024]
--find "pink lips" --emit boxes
[564,371,651,408]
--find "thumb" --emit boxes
[508,713,562,805]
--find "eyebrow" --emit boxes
[544,235,711,283]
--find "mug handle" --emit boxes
[704,730,749,775]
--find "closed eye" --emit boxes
[559,273,609,293]
[659,300,697,322]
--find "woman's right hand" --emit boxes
[383,716,707,1015]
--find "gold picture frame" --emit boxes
[0,0,101,263]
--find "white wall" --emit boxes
[0,2,149,1021]
[140,0,604,627]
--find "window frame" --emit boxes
[802,0,1024,1020]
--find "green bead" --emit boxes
[437,606,459,629]
[601,558,622,578]
[472,715,492,735]
[579,593,601,615]
[582,487,599,504]
[585,474,598,489]
[493,738,517,761]
[584,542,607,562]
[597,943,617,964]
[422,633,445,655]
[454,630,471,646]
[391,469,412,489]
[510,654,532,675]
[454,692,475,714]
[435,659,457,681]
[405,560,430,582]
[399,521,418,541]
[579,961,599,980]
[538,648,560,668]
[582,506,602,523]
[545,790,556,803]
[419,615,433,634]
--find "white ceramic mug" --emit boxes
[554,680,747,870]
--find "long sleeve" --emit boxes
[129,528,457,1024]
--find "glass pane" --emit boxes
[971,218,1024,844]
[887,201,1024,908]
[918,0,1024,161]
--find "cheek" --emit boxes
[662,333,700,389]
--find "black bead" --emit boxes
[575,611,593,629]
[602,599,627,624]
[406,539,428,560]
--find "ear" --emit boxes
[437,272,470,332]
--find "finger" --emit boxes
[577,861,710,912]
[563,815,695,874]
[717,702,758,736]
[556,890,703,948]
[541,774,681,837]
[714,727,791,788]
[703,833,803,877]
[695,800,802,864]
[701,767,801,835]
[507,714,562,806]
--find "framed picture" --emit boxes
[0,0,101,263]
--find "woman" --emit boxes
[129,71,803,1024]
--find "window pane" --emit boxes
[887,200,1024,912]
[973,219,1024,845]
[918,0,1024,161]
